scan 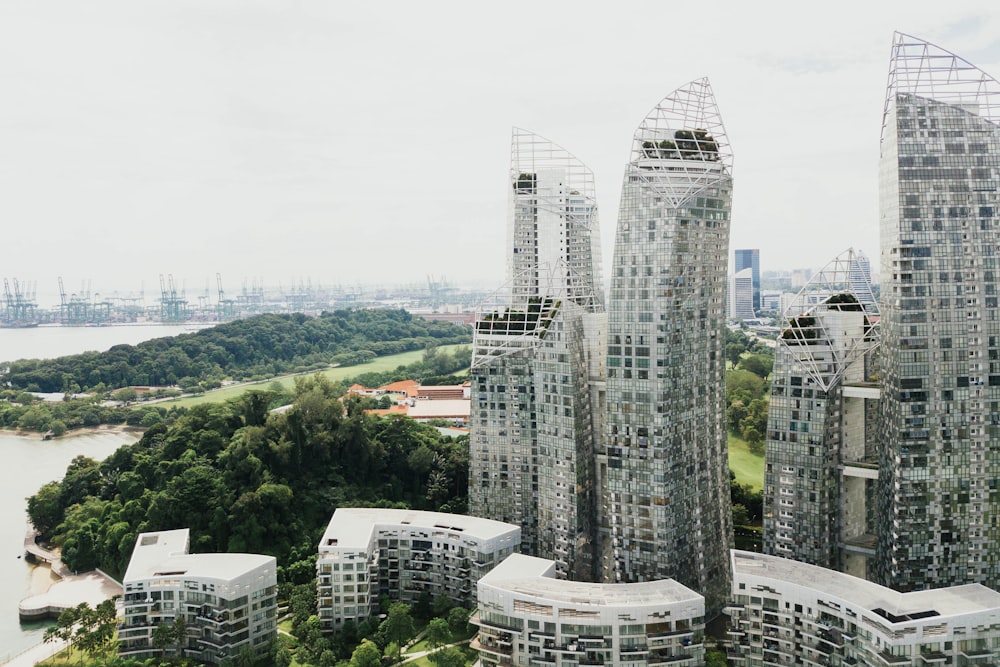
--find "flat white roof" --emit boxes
[320,508,519,550]
[483,554,702,607]
[125,528,274,583]
[124,529,190,582]
[732,550,1000,620]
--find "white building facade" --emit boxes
[119,529,277,664]
[727,550,1000,667]
[474,553,705,667]
[316,508,520,632]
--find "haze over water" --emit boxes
[0,323,211,364]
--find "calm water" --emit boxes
[0,430,139,659]
[0,323,213,365]
[0,325,189,658]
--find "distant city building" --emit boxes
[734,249,761,314]
[469,128,606,581]
[602,78,734,614]
[875,33,1000,591]
[316,508,520,632]
[762,249,880,578]
[759,290,782,312]
[474,554,705,667]
[727,550,1000,667]
[729,268,756,320]
[119,529,277,664]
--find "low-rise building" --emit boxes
[473,553,705,667]
[317,508,520,632]
[727,550,1000,667]
[119,529,277,664]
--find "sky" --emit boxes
[2,1,1000,306]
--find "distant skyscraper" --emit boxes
[469,129,606,581]
[734,248,760,314]
[762,249,880,579]
[876,33,1000,591]
[729,267,755,320]
[602,78,733,614]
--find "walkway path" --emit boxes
[0,637,68,667]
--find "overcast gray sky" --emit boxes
[2,1,999,305]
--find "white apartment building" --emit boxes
[317,508,520,632]
[474,553,705,667]
[727,550,1000,667]
[119,528,277,664]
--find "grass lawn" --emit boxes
[161,344,469,408]
[728,432,765,491]
[38,647,90,666]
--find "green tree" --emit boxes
[430,646,466,667]
[706,648,728,667]
[382,602,415,646]
[27,480,63,536]
[732,503,751,527]
[153,622,175,656]
[173,614,188,656]
[739,353,773,378]
[351,639,383,667]
[426,617,452,648]
[385,641,402,662]
[725,342,744,368]
[447,607,471,636]
[112,387,139,403]
[49,419,68,436]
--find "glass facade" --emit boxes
[734,249,760,314]
[602,78,733,614]
[470,129,606,581]
[876,33,1000,590]
[762,250,880,576]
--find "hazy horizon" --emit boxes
[2,2,998,295]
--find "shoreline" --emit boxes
[2,424,145,441]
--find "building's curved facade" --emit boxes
[470,130,606,580]
[474,553,705,667]
[602,79,733,614]
[316,508,520,632]
[876,33,1000,591]
[728,550,1000,667]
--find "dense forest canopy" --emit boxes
[1,309,471,393]
[28,375,470,580]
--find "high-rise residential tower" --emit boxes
[734,248,760,314]
[469,129,606,581]
[762,249,880,579]
[602,78,734,613]
[876,33,1000,591]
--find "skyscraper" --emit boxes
[876,33,1000,591]
[734,248,760,314]
[602,78,734,613]
[762,249,880,579]
[469,128,606,581]
[729,267,755,320]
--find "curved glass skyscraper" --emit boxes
[877,33,1000,590]
[470,129,606,581]
[602,78,734,613]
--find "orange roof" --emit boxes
[366,404,410,417]
[381,379,418,392]
[349,384,370,393]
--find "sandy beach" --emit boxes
[28,564,59,597]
